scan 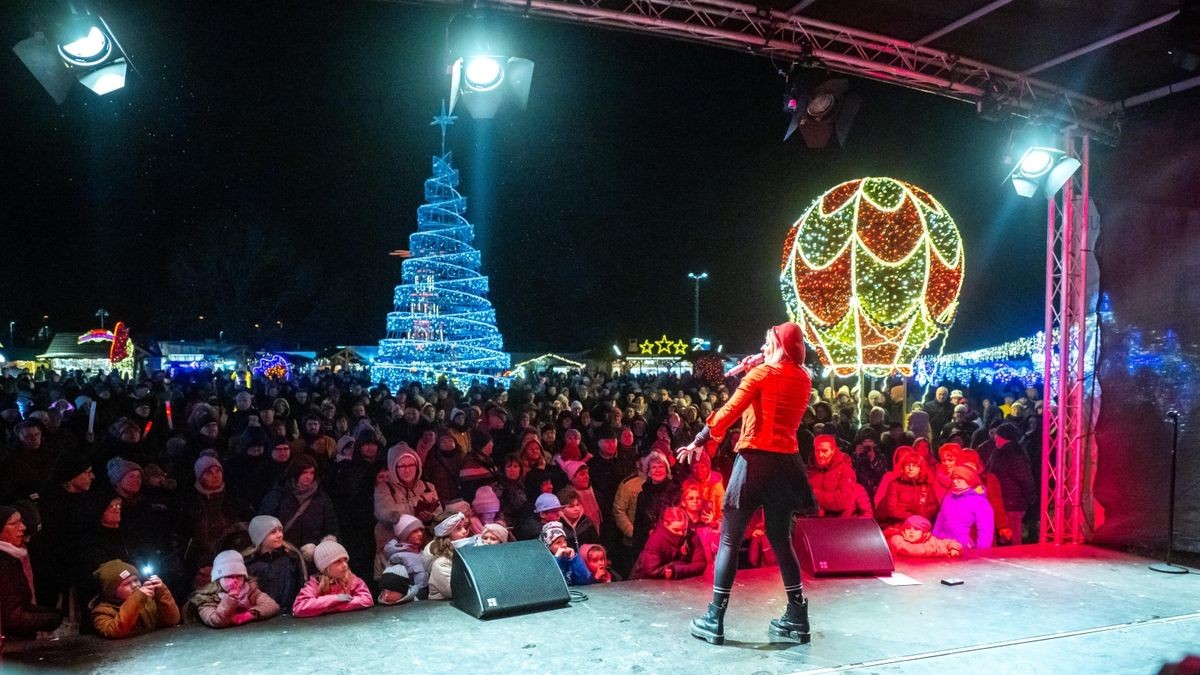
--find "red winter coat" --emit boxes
[706,362,812,454]
[629,525,706,580]
[807,451,858,517]
[876,473,940,526]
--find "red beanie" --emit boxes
[951,465,981,489]
[895,448,921,469]
[772,322,806,364]
[957,448,983,473]
[938,442,962,461]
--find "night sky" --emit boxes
[1,0,1059,355]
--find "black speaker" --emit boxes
[450,540,570,619]
[793,517,894,577]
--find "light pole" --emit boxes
[95,308,110,330]
[687,272,708,341]
[7,321,13,347]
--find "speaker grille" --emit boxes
[451,540,570,619]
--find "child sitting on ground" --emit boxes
[889,515,963,558]
[89,560,180,639]
[243,515,308,611]
[557,486,600,549]
[376,564,414,606]
[189,550,280,628]
[422,511,475,600]
[291,541,374,617]
[541,521,594,586]
[580,543,620,583]
[477,522,510,545]
[382,514,429,599]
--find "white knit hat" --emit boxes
[313,540,349,573]
[211,550,247,582]
[392,514,423,541]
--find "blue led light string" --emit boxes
[373,113,510,389]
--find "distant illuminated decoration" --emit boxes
[78,329,115,344]
[109,322,131,363]
[781,177,964,377]
[373,110,510,389]
[634,335,690,356]
[253,354,291,381]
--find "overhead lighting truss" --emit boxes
[392,0,1123,143]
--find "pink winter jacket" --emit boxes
[291,575,374,617]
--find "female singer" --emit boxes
[677,322,816,645]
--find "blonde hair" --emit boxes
[317,565,356,596]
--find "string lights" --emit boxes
[373,120,510,390]
[507,353,586,374]
[253,353,292,381]
[692,352,725,387]
[781,177,964,377]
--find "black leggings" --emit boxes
[711,501,803,596]
[711,451,806,599]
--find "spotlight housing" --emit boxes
[450,55,534,119]
[12,10,130,104]
[784,78,861,149]
[1007,147,1081,198]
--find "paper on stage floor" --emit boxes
[878,572,921,585]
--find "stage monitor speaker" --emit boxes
[450,539,570,619]
[793,517,894,577]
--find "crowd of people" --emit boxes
[0,364,1042,643]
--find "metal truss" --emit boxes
[397,0,1122,142]
[1039,130,1091,545]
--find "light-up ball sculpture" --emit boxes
[780,177,964,377]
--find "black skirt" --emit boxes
[723,449,818,516]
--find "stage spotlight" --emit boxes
[784,79,861,149]
[1007,147,1081,198]
[464,56,503,89]
[450,54,534,119]
[12,7,130,104]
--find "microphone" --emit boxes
[725,353,765,378]
[1166,409,1180,421]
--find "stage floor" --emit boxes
[4,544,1198,674]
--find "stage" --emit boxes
[3,545,1197,674]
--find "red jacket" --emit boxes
[876,473,940,526]
[706,362,812,454]
[630,525,706,580]
[807,451,858,516]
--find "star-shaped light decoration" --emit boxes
[672,340,688,355]
[654,335,675,355]
[639,340,655,355]
[431,100,457,155]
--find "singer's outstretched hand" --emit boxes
[676,443,702,465]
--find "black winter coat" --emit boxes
[0,548,62,637]
[632,478,681,556]
[987,441,1036,512]
[259,482,339,547]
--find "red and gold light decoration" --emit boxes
[780,177,964,377]
[109,322,131,363]
[691,352,726,388]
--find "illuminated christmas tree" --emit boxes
[373,105,511,389]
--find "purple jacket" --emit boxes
[933,489,994,549]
